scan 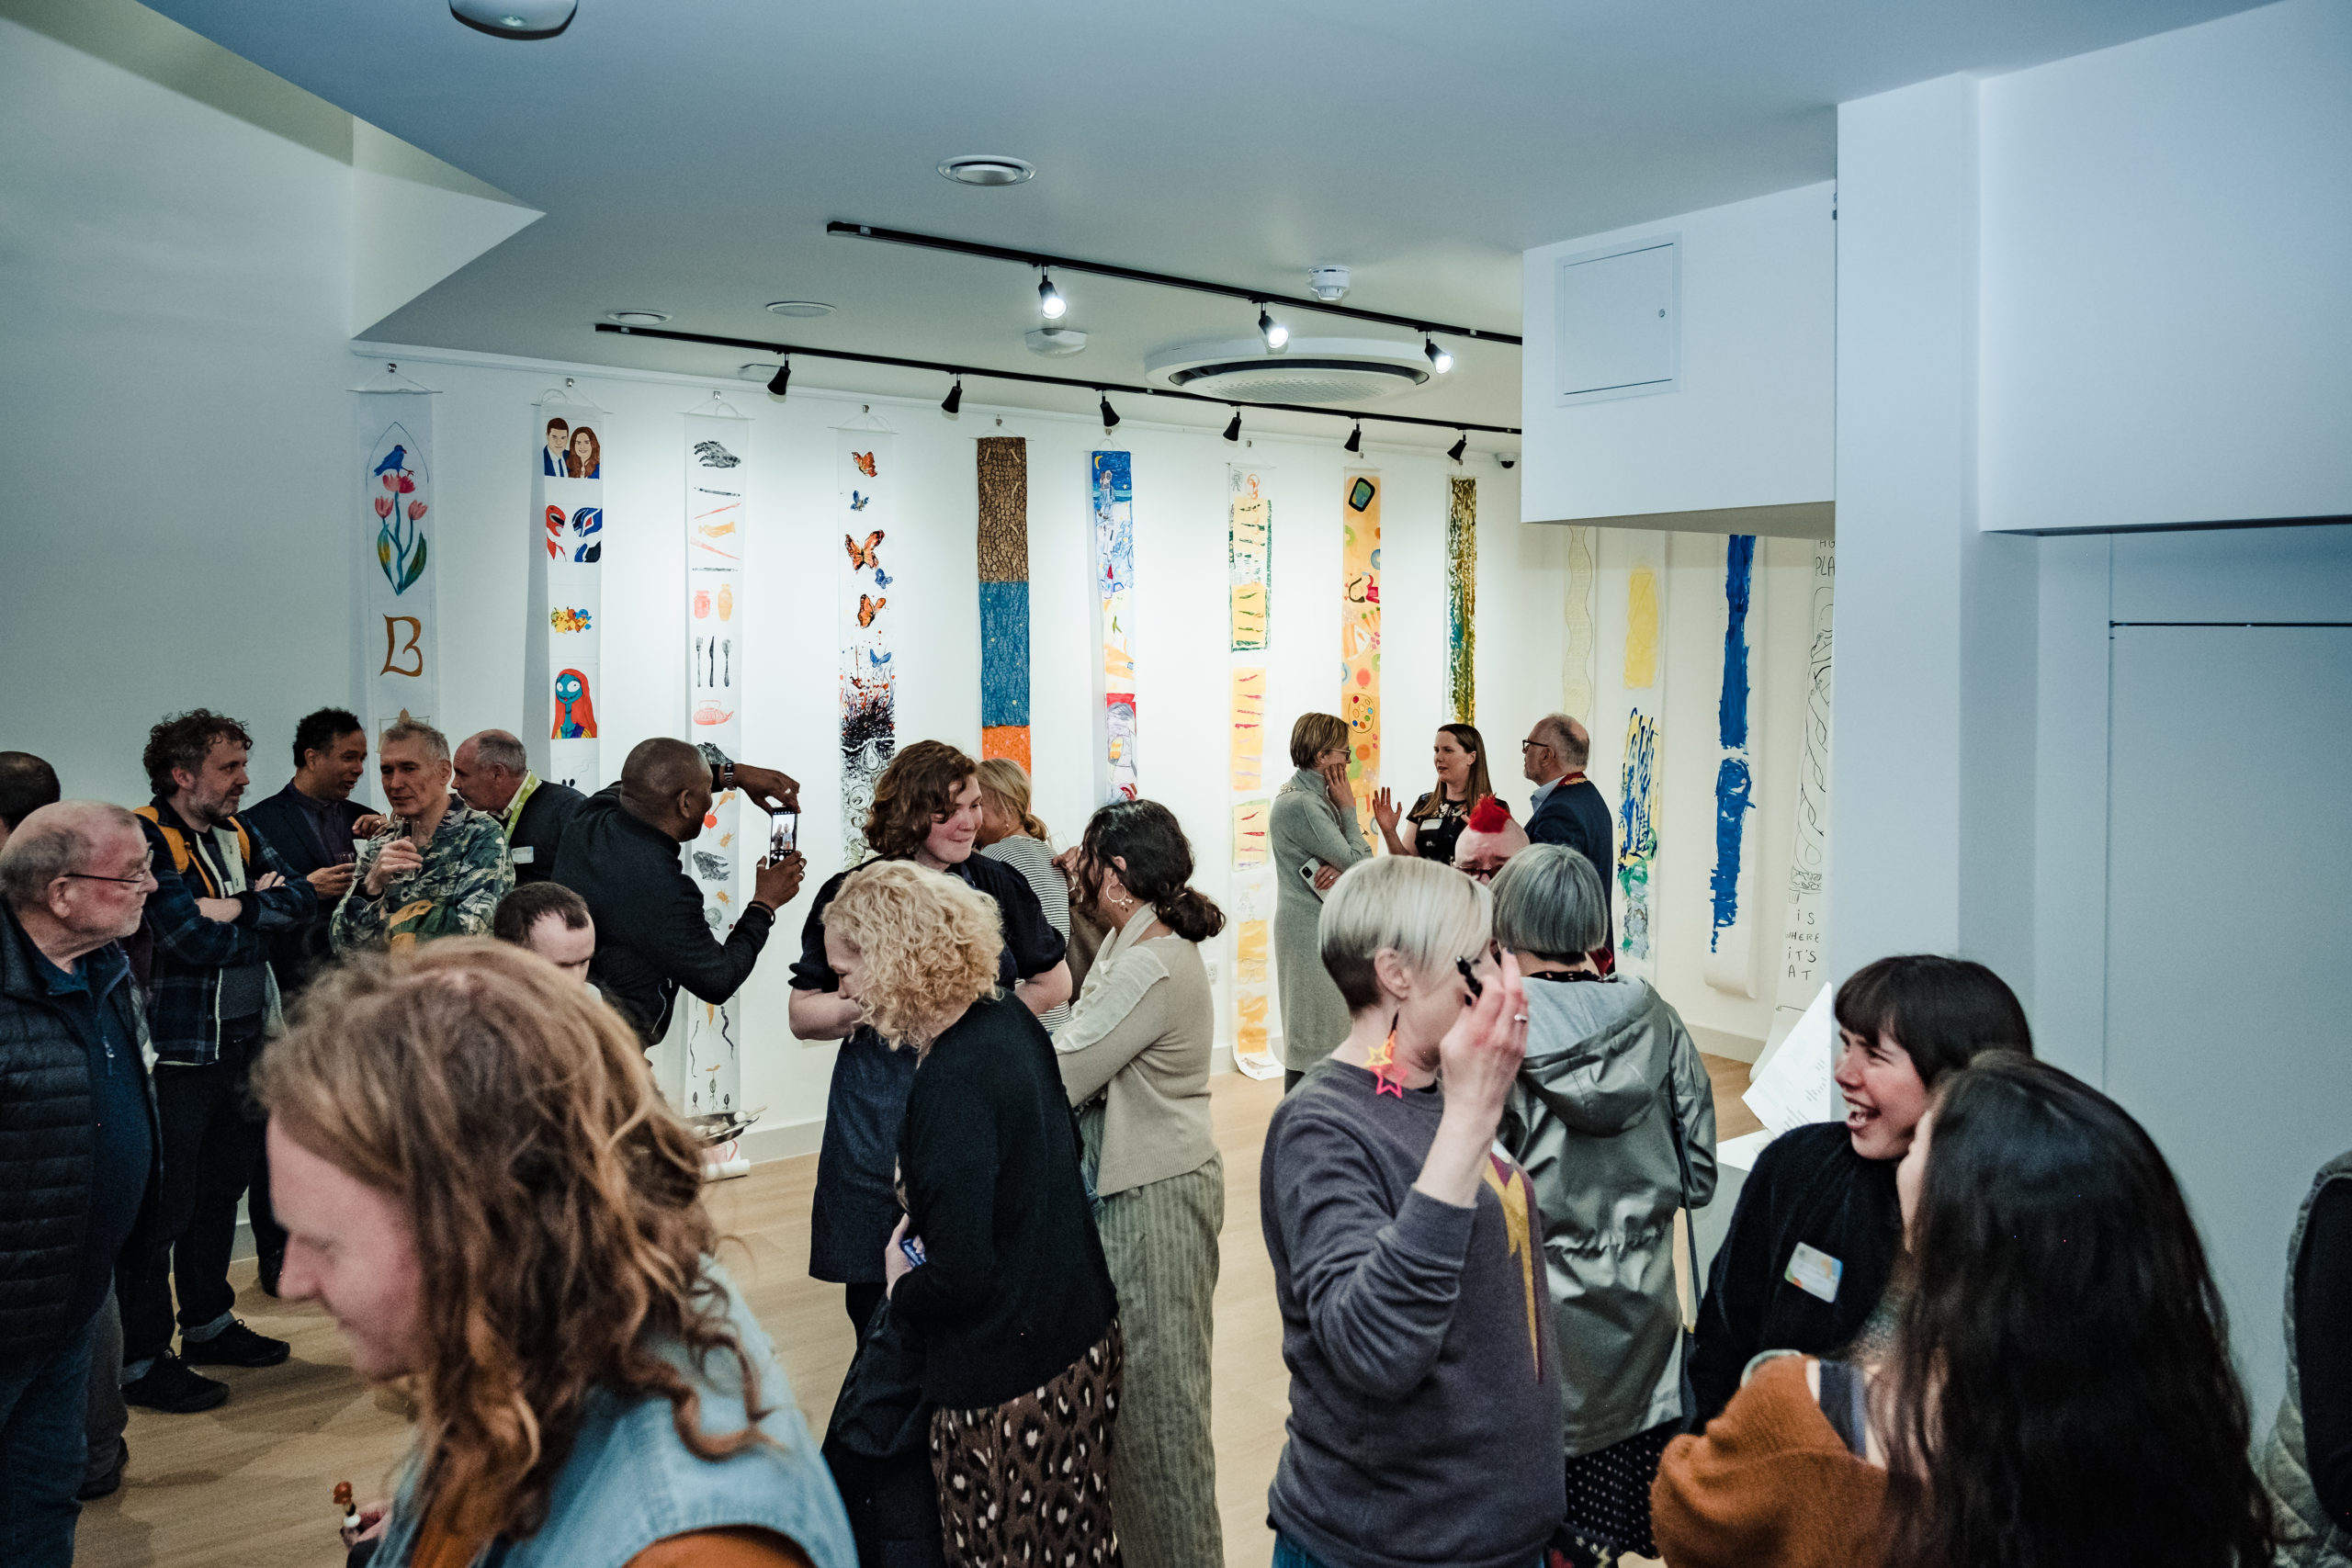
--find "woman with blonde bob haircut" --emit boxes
[1259,856,1566,1568]
[822,861,1121,1568]
[253,938,853,1568]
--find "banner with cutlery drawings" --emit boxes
[679,407,748,1118]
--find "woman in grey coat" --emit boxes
[1491,844,1716,1568]
[1267,712,1372,1089]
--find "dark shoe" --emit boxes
[122,1354,229,1414]
[257,1248,285,1298]
[78,1437,129,1500]
[182,1318,290,1368]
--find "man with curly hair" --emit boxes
[121,709,316,1414]
[786,739,1069,1337]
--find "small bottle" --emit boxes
[334,1480,360,1535]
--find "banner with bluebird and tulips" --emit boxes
[356,385,439,755]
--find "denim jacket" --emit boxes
[367,1263,854,1568]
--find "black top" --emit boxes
[1408,793,1471,865]
[792,853,1066,1283]
[1527,776,1616,940]
[891,991,1114,1409]
[552,784,774,1043]
[2299,1179,2352,1531]
[1688,1121,1902,1426]
[508,777,585,885]
[243,784,370,1000]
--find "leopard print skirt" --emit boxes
[928,1321,1124,1568]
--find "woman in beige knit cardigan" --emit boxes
[1054,798,1226,1568]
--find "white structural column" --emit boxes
[1829,75,2041,996]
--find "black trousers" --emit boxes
[119,1028,265,1366]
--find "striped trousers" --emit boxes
[1080,1106,1226,1568]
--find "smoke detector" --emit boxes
[1024,327,1088,357]
[1143,335,1430,404]
[1309,266,1351,301]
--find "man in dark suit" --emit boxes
[453,729,584,885]
[1521,712,1615,953]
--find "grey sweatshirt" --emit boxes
[1260,1059,1566,1568]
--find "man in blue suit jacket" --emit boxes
[1521,713,1614,953]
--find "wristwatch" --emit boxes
[719,761,736,792]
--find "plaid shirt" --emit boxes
[137,799,317,1066]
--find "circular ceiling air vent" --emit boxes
[1143,336,1431,404]
[938,155,1036,186]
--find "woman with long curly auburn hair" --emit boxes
[254,939,853,1568]
[821,860,1120,1568]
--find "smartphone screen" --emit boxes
[769,811,798,859]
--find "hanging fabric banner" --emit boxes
[1340,470,1383,834]
[1779,538,1835,1008]
[1704,535,1765,996]
[1227,463,1280,1078]
[977,436,1032,768]
[530,393,606,791]
[839,424,898,844]
[1562,525,1599,724]
[1091,450,1137,802]
[1615,532,1668,984]
[356,374,439,758]
[678,404,750,1121]
[1446,477,1476,723]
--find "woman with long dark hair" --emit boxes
[1686,954,2032,1425]
[1655,1053,2278,1568]
[1053,798,1227,1568]
[1370,723,1491,864]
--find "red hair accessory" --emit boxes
[1465,795,1512,834]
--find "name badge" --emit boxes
[510,846,536,865]
[1785,1242,1843,1303]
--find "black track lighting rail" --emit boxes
[825,221,1523,346]
[594,323,1521,435]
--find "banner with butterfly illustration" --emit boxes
[670,408,751,1122]
[838,425,897,845]
[532,393,607,791]
[356,383,439,757]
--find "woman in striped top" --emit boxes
[975,759,1070,1030]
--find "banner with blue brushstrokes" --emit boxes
[1705,534,1764,996]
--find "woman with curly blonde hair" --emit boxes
[254,938,853,1568]
[823,861,1121,1568]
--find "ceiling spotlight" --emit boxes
[941,377,963,414]
[1344,422,1363,454]
[1258,306,1289,351]
[1223,410,1243,443]
[765,300,833,318]
[937,155,1037,186]
[1447,431,1468,463]
[1099,393,1121,431]
[1425,337,1454,375]
[1037,273,1068,321]
[450,0,576,39]
[605,309,669,326]
[766,357,790,398]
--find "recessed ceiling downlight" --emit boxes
[765,300,834,318]
[937,155,1036,187]
[605,310,669,326]
[450,0,576,39]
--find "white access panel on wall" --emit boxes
[2104,621,2352,1433]
[1555,237,1679,404]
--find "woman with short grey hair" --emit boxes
[1258,856,1563,1568]
[1490,844,1717,1568]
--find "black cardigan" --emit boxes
[1688,1121,1903,1426]
[891,991,1115,1409]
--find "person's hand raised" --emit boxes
[731,764,799,815]
[1319,755,1355,812]
[1436,949,1528,1129]
[365,839,424,897]
[1370,786,1401,834]
[753,852,805,911]
[307,862,357,899]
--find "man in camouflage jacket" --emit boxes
[332,719,513,953]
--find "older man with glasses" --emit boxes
[0,802,163,1566]
[1520,714,1615,967]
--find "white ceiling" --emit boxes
[147,0,2267,449]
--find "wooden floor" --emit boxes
[80,1056,1759,1568]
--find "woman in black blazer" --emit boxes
[822,859,1120,1568]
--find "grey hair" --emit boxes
[0,801,141,908]
[1539,712,1590,768]
[379,716,452,764]
[469,729,528,776]
[1318,856,1491,1012]
[1490,843,1608,962]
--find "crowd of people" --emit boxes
[0,704,2344,1568]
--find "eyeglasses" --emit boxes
[1519,739,1551,750]
[1459,863,1503,883]
[61,863,153,888]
